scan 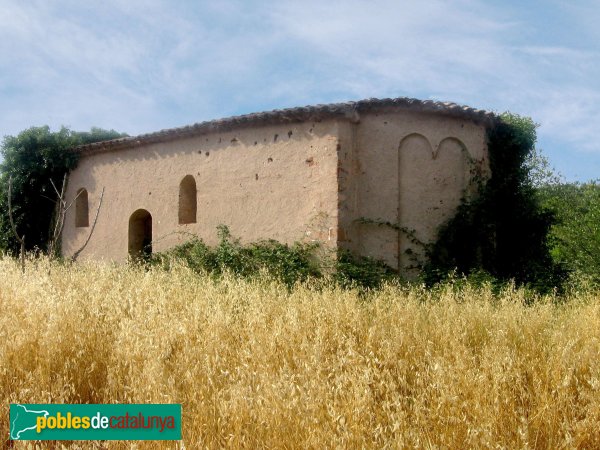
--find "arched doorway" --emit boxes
[128,209,152,260]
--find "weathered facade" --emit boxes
[62,98,495,273]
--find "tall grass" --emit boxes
[1,257,599,449]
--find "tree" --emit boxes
[0,126,126,254]
[539,181,600,284]
[525,146,563,188]
[524,145,600,285]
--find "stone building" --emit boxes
[62,97,495,273]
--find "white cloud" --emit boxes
[265,0,600,161]
[0,0,598,178]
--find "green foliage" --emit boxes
[334,250,398,290]
[0,126,126,254]
[424,113,566,293]
[539,181,600,286]
[152,225,321,287]
[152,226,401,290]
[523,145,600,288]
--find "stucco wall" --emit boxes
[63,105,490,273]
[337,109,489,275]
[62,121,340,261]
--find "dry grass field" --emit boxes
[1,257,600,449]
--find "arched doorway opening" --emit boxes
[128,209,152,260]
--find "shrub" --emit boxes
[152,226,403,290]
[333,250,398,290]
[152,225,321,287]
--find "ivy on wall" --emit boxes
[423,113,566,292]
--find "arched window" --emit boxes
[75,188,89,227]
[128,209,152,260]
[178,175,197,224]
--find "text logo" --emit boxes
[10,404,181,441]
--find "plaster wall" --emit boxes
[337,109,489,274]
[62,121,340,261]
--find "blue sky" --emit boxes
[0,0,598,181]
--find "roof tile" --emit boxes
[77,97,497,154]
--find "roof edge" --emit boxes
[76,97,498,154]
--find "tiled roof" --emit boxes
[77,97,497,154]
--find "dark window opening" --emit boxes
[75,188,89,227]
[179,175,197,224]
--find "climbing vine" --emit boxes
[423,113,566,292]
[354,217,424,249]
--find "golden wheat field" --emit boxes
[1,257,600,449]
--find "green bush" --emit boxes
[152,226,321,287]
[151,226,402,290]
[333,250,398,290]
